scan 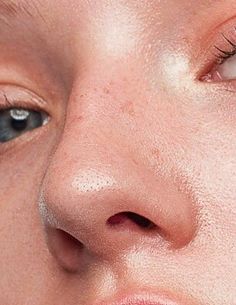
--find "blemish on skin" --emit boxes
[71,115,83,124]
[121,100,135,116]
[131,157,139,166]
[103,87,110,94]
[152,148,160,159]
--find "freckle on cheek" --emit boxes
[103,87,110,94]
[120,101,135,116]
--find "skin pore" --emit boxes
[0,0,235,304]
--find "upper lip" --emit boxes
[95,290,199,305]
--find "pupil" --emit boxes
[11,118,28,131]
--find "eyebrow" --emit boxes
[0,0,45,27]
[0,0,32,18]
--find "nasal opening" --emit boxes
[107,212,157,230]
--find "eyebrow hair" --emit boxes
[0,0,32,18]
[0,0,46,27]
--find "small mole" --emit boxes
[121,101,135,116]
[152,148,161,159]
[103,88,110,94]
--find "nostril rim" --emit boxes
[56,229,84,252]
[107,212,156,230]
[48,229,84,273]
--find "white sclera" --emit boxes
[218,54,236,80]
[10,109,30,121]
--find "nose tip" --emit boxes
[39,157,196,272]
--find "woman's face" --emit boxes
[0,0,235,304]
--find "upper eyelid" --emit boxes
[215,32,236,54]
[221,32,236,47]
[198,23,236,80]
[0,85,49,114]
[212,34,236,64]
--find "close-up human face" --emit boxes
[0,0,235,304]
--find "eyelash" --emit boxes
[214,33,236,64]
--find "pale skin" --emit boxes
[0,0,235,304]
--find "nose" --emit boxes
[39,78,196,273]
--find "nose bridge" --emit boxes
[47,63,148,190]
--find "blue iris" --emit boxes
[0,108,46,143]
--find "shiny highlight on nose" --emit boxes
[72,169,116,193]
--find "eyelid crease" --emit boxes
[0,98,47,114]
[0,86,48,114]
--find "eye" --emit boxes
[216,51,236,80]
[0,108,49,143]
[203,33,236,82]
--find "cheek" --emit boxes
[195,139,236,246]
[138,80,236,249]
[0,132,58,300]
[0,131,56,203]
[163,103,236,248]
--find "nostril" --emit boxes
[127,212,156,229]
[107,212,157,230]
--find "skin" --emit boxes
[0,0,235,304]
